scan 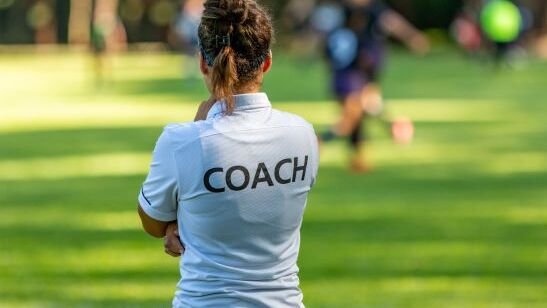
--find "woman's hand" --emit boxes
[194,97,217,121]
[163,222,184,257]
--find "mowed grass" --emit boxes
[0,49,546,307]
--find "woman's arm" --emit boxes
[155,98,216,255]
[138,205,172,238]
[194,97,217,121]
[139,206,183,257]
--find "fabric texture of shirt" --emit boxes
[138,93,319,307]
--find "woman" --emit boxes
[320,0,428,172]
[137,0,319,307]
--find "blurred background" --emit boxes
[1,0,546,307]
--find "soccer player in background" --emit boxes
[90,0,127,86]
[169,0,205,78]
[320,0,429,173]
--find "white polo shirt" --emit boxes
[138,93,319,307]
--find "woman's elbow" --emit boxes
[140,221,166,238]
[137,206,167,238]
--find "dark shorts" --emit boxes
[333,69,369,98]
[332,46,384,97]
[331,69,373,144]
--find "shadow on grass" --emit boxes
[1,211,544,249]
[100,54,333,103]
[0,165,545,305]
[0,166,545,251]
[1,164,545,207]
[0,127,163,160]
[109,77,208,99]
[2,119,545,164]
[0,298,169,308]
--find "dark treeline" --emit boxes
[0,0,545,45]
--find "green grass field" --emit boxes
[0,50,546,307]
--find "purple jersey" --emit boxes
[326,1,389,96]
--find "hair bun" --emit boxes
[223,0,249,25]
[199,0,274,114]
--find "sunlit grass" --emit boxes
[0,96,530,133]
[0,153,151,180]
[0,51,546,307]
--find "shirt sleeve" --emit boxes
[138,128,179,222]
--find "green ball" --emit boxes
[481,0,522,43]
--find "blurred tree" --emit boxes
[0,0,33,44]
[264,0,463,29]
[55,0,70,43]
[385,0,462,29]
[1,0,547,45]
[541,0,547,32]
[68,0,92,45]
[92,0,127,51]
[119,0,181,43]
[27,0,56,44]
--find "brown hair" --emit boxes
[198,0,274,113]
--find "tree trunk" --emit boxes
[68,0,92,45]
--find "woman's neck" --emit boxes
[234,82,262,95]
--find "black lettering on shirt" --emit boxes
[204,156,310,193]
[226,166,250,191]
[275,158,292,184]
[204,168,225,193]
[252,162,274,189]
[292,156,308,182]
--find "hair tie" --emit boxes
[215,35,231,49]
[199,43,215,67]
[199,36,231,67]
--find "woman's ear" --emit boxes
[199,53,209,75]
[262,51,273,74]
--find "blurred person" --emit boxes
[91,0,127,86]
[480,0,529,65]
[170,0,205,78]
[172,0,204,52]
[538,1,547,58]
[28,0,57,44]
[319,0,429,173]
[281,0,316,55]
[452,0,484,55]
[282,0,315,32]
[536,34,547,58]
[137,0,319,307]
[309,0,345,35]
[282,0,347,59]
[452,0,534,67]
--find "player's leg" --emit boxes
[348,83,384,173]
[321,81,381,142]
[320,69,367,142]
[320,93,363,145]
[349,115,372,173]
[334,92,364,137]
[319,89,372,173]
[361,83,384,116]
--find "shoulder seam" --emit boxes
[196,124,314,140]
[161,128,181,204]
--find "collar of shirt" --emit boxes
[206,93,271,120]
